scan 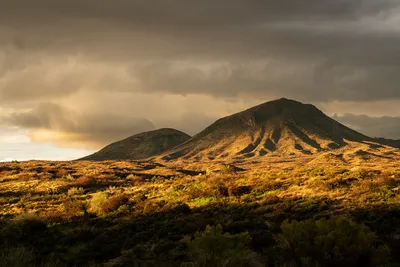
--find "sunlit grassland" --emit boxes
[0,159,400,266]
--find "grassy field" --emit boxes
[1,158,400,266]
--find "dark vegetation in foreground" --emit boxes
[1,160,400,266]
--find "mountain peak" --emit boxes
[270,97,298,103]
[248,98,319,114]
[213,98,323,131]
[162,98,372,161]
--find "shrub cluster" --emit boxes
[67,187,85,196]
[89,192,129,216]
[275,216,391,267]
[184,224,263,267]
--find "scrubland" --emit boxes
[1,159,400,266]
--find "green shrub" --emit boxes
[89,192,109,215]
[89,192,128,216]
[276,216,391,267]
[183,224,263,267]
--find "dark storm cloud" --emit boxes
[1,0,396,24]
[0,0,400,146]
[4,103,156,148]
[334,114,400,139]
[0,0,399,102]
[129,60,400,101]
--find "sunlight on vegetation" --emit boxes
[0,160,400,265]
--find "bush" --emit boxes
[0,246,63,267]
[127,174,146,186]
[12,213,46,226]
[276,216,391,267]
[67,187,85,196]
[63,199,86,217]
[215,185,229,197]
[1,213,47,241]
[169,202,191,215]
[70,176,96,188]
[183,224,263,267]
[89,192,128,216]
[260,194,280,205]
[102,194,129,214]
[228,185,252,198]
[89,192,109,215]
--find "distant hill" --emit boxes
[161,98,395,161]
[80,128,190,161]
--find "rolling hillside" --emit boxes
[162,98,391,161]
[80,128,190,161]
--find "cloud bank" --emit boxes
[334,114,400,140]
[1,0,400,148]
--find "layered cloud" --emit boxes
[334,114,400,140]
[3,103,155,148]
[1,0,400,150]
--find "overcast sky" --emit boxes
[1,0,400,161]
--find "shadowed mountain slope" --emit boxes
[80,128,190,161]
[374,138,400,148]
[162,98,392,161]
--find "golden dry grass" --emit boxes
[0,152,400,266]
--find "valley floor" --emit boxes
[1,156,400,266]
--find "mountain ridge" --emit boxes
[161,98,396,161]
[79,98,399,162]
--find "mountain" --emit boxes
[80,128,191,161]
[162,98,387,161]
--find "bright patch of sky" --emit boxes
[0,126,94,161]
